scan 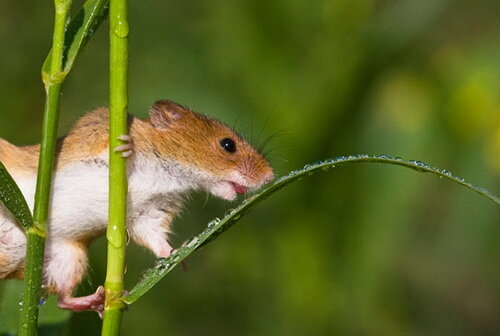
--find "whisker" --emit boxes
[258,129,287,154]
[231,110,245,131]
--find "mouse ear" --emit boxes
[149,99,187,129]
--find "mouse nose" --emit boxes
[241,155,274,187]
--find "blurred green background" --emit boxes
[1,0,499,335]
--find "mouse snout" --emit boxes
[256,166,274,186]
[262,169,275,185]
[239,157,274,189]
[209,153,273,200]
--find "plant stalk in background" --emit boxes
[18,0,73,334]
[101,0,129,333]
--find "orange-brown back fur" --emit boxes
[0,108,109,174]
[0,102,272,184]
[135,101,272,183]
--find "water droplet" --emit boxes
[185,237,199,248]
[303,164,313,170]
[409,160,427,167]
[441,170,452,176]
[207,218,221,228]
[106,225,125,248]
[112,18,129,38]
[224,208,236,217]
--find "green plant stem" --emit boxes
[33,84,63,226]
[18,233,45,335]
[101,0,129,333]
[18,0,72,333]
[42,0,110,82]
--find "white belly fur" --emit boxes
[0,153,195,247]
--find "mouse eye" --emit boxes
[220,138,236,153]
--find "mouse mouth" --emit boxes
[207,180,250,201]
[208,169,273,201]
[229,182,248,194]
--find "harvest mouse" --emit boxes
[0,99,274,313]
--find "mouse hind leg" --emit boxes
[44,239,104,314]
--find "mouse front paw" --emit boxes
[114,134,134,158]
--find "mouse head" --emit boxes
[147,100,274,200]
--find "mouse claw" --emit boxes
[118,135,132,142]
[169,248,189,272]
[114,134,134,158]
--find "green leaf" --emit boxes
[123,154,499,304]
[0,162,34,231]
[42,0,109,83]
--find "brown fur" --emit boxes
[0,100,274,312]
[0,108,109,175]
[133,101,273,184]
[5,268,24,280]
[0,103,272,185]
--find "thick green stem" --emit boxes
[18,0,71,333]
[101,0,129,333]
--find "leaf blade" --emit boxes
[123,154,499,304]
[0,162,34,231]
[42,0,109,82]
